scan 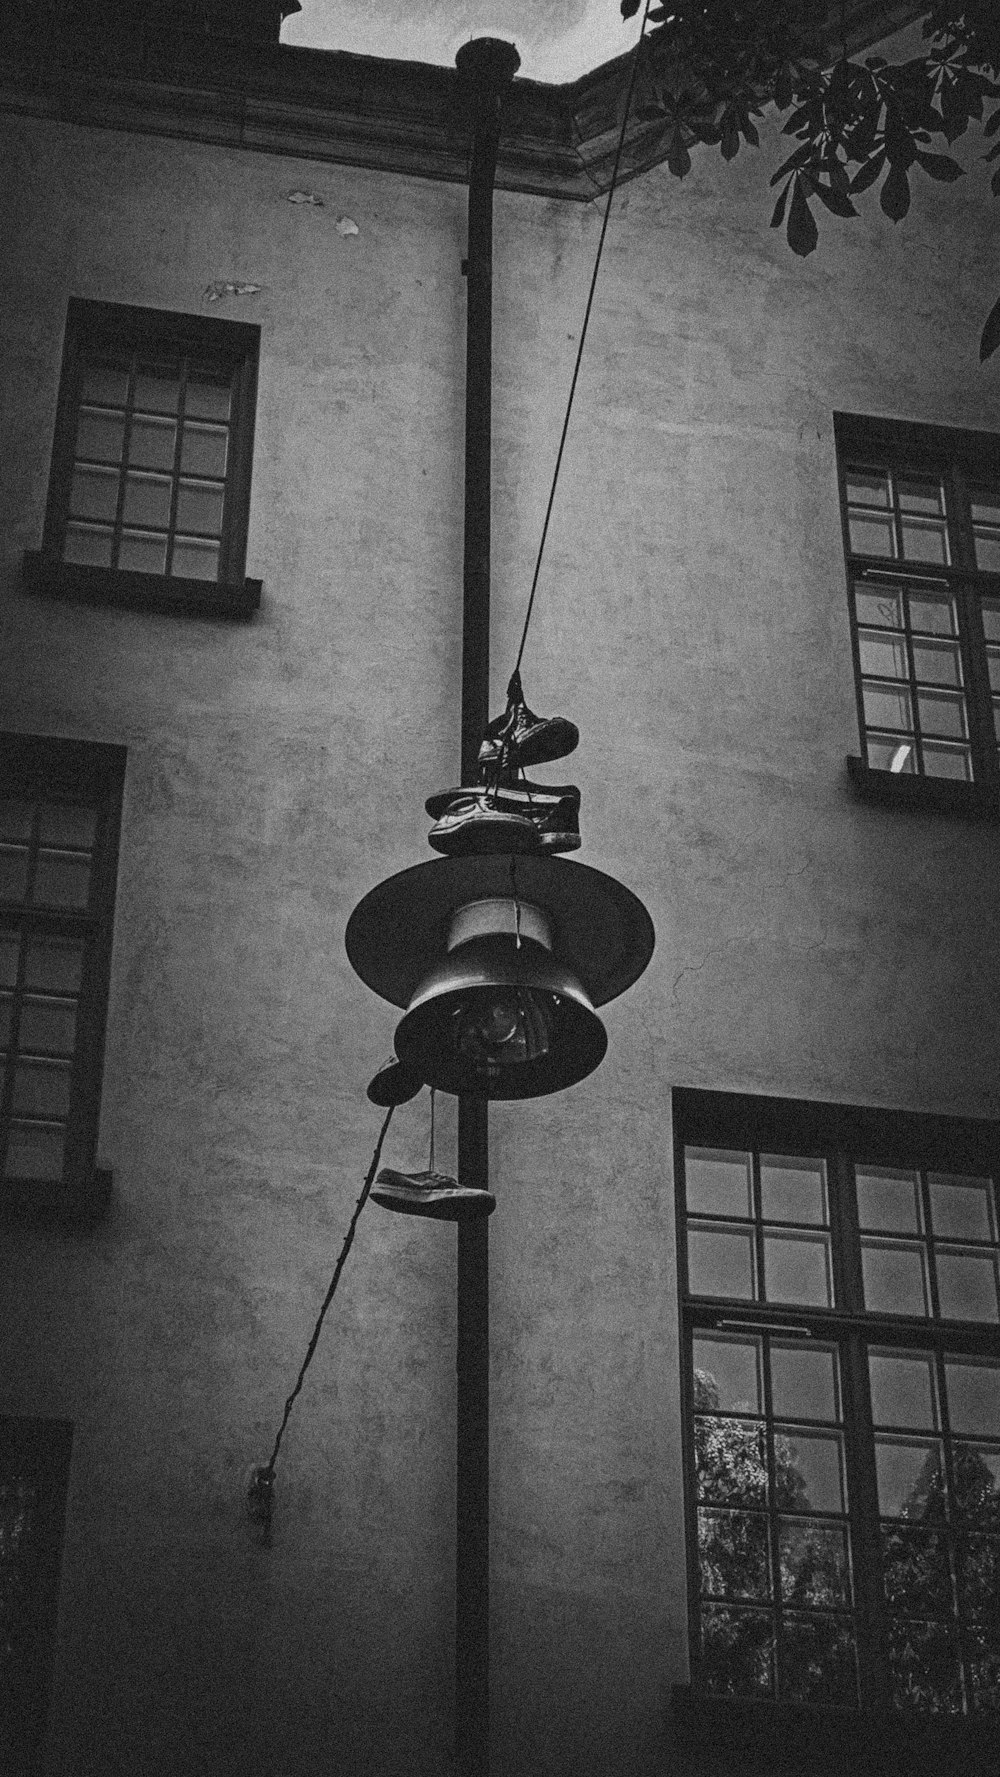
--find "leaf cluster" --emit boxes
[619,1,1000,361]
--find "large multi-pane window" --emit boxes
[0,734,124,1216]
[26,299,260,616]
[836,415,1000,787]
[676,1090,1000,1719]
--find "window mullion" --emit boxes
[840,1326,890,1712]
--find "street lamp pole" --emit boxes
[453,37,520,1777]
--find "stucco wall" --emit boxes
[0,87,997,1777]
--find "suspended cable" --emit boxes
[251,1103,396,1534]
[513,0,654,677]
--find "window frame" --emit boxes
[835,413,1000,819]
[0,732,125,1222]
[23,298,261,619]
[674,1087,1000,1743]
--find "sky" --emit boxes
[281,0,644,84]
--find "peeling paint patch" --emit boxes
[335,216,359,237]
[285,189,324,206]
[204,282,263,302]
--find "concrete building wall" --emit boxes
[0,83,997,1776]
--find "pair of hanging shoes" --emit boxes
[426,672,580,857]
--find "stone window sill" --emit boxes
[21,552,261,621]
[847,755,1000,822]
[671,1685,1000,1776]
[0,1168,112,1226]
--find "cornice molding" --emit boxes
[0,4,927,201]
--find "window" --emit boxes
[0,1417,73,1777]
[675,1089,1000,1725]
[836,415,1000,805]
[0,734,125,1219]
[23,299,260,618]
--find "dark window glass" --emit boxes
[677,1091,1000,1719]
[837,418,1000,786]
[0,736,124,1214]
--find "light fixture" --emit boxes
[346,853,654,1100]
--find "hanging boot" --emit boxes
[477,669,578,773]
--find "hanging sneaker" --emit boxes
[478,670,578,773]
[366,1057,424,1107]
[426,780,580,853]
[371,1169,496,1221]
[428,790,540,856]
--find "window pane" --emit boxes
[118,530,168,575]
[763,1232,832,1307]
[37,804,95,849]
[69,464,119,522]
[988,654,1000,692]
[780,1614,857,1705]
[849,513,895,556]
[122,472,171,529]
[0,993,11,1044]
[175,480,224,535]
[33,852,90,909]
[971,492,1000,525]
[967,1627,1000,1712]
[685,1148,752,1218]
[858,630,907,678]
[80,362,128,407]
[778,1520,851,1607]
[134,367,179,413]
[857,1168,922,1233]
[770,1344,839,1423]
[982,601,1000,644]
[74,407,124,463]
[17,998,76,1055]
[692,1336,762,1414]
[882,1525,952,1615]
[701,1606,774,1696]
[916,689,967,738]
[845,469,890,508]
[950,1445,1000,1524]
[921,742,972,781]
[855,584,904,628]
[863,682,912,731]
[936,1249,1000,1323]
[11,1059,71,1117]
[127,415,176,471]
[862,1240,929,1315]
[875,1439,945,1519]
[900,519,949,565]
[185,374,232,422]
[869,1351,938,1430]
[3,1122,64,1179]
[63,523,113,566]
[911,641,962,686]
[866,736,915,774]
[0,847,29,901]
[929,1175,996,1243]
[945,1360,1000,1438]
[760,1157,827,1225]
[774,1429,845,1514]
[180,423,228,478]
[688,1224,755,1299]
[957,1533,1000,1620]
[887,1618,961,1713]
[974,531,1000,573]
[897,476,945,517]
[699,1508,771,1599]
[23,936,84,993]
[907,590,956,634]
[695,1418,767,1506]
[170,538,220,581]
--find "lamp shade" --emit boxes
[394,898,607,1098]
[345,854,654,1102]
